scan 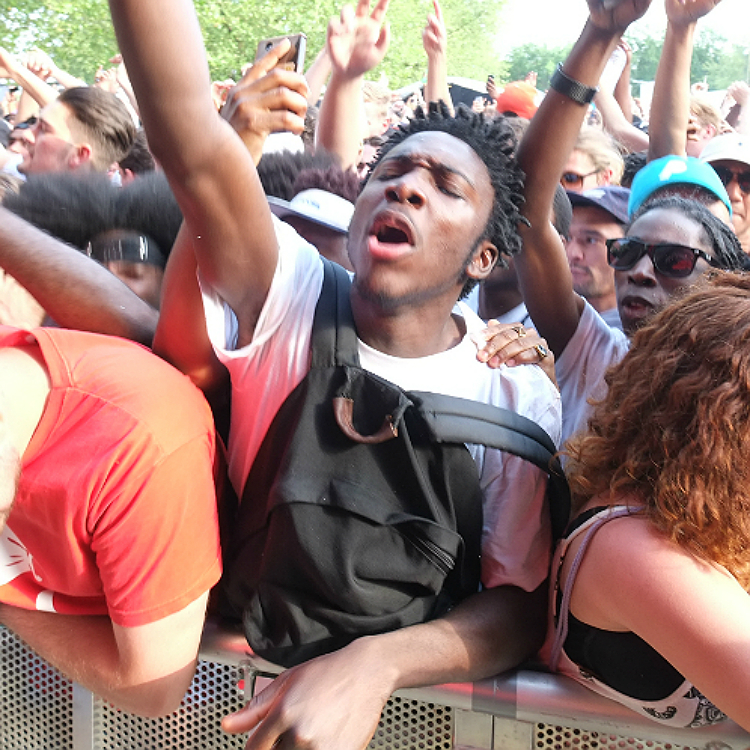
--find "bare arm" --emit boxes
[222,584,546,750]
[315,0,390,170]
[515,0,653,356]
[594,87,649,153]
[155,48,310,393]
[24,48,87,90]
[111,56,140,118]
[571,514,750,733]
[304,45,332,105]
[612,40,634,124]
[0,207,157,345]
[423,0,454,114]
[108,0,284,341]
[152,225,228,395]
[0,593,208,717]
[727,81,750,136]
[0,48,59,110]
[648,0,720,160]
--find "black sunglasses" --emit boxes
[606,237,717,278]
[712,165,750,195]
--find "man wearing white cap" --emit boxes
[701,133,750,254]
[268,188,355,271]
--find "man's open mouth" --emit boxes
[370,213,415,246]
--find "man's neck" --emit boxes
[350,290,466,359]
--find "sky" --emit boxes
[497,0,750,51]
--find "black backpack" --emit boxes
[220,259,569,667]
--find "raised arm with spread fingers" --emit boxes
[315,0,390,170]
[423,0,454,114]
[513,0,652,357]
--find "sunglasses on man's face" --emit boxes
[606,237,717,278]
[560,169,599,190]
[712,165,750,195]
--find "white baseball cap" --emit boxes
[267,189,355,234]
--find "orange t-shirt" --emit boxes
[0,327,221,628]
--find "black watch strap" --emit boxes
[549,64,598,105]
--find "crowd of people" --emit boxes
[0,0,750,746]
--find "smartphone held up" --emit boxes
[254,34,307,73]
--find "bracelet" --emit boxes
[549,64,598,106]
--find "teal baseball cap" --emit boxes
[628,155,732,218]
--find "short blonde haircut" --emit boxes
[574,128,625,185]
[690,95,722,132]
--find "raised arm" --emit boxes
[315,0,390,170]
[726,81,750,136]
[24,48,87,90]
[515,0,651,356]
[423,0,454,114]
[0,48,59,110]
[593,87,649,153]
[594,42,648,153]
[108,0,287,340]
[648,0,721,160]
[304,45,332,106]
[154,45,309,393]
[0,207,157,345]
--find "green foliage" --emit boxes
[0,0,506,89]
[503,43,571,89]
[1,1,116,81]
[628,27,748,91]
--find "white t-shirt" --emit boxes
[598,306,623,331]
[556,300,629,447]
[202,218,562,592]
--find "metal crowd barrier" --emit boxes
[1,620,747,750]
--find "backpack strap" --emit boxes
[311,259,570,539]
[412,391,571,541]
[311,258,359,369]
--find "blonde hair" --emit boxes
[690,95,722,132]
[574,128,624,185]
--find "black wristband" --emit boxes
[549,64,598,106]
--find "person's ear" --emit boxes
[465,239,498,281]
[68,143,93,169]
[597,167,614,186]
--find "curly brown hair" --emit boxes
[566,271,750,587]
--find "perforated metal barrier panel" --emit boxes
[370,697,454,750]
[534,724,704,750]
[92,660,247,749]
[0,625,73,750]
[0,625,743,750]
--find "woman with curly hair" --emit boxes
[548,270,750,730]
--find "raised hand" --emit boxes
[220,39,309,164]
[327,0,390,79]
[665,0,722,27]
[422,0,447,60]
[586,0,654,33]
[24,49,54,81]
